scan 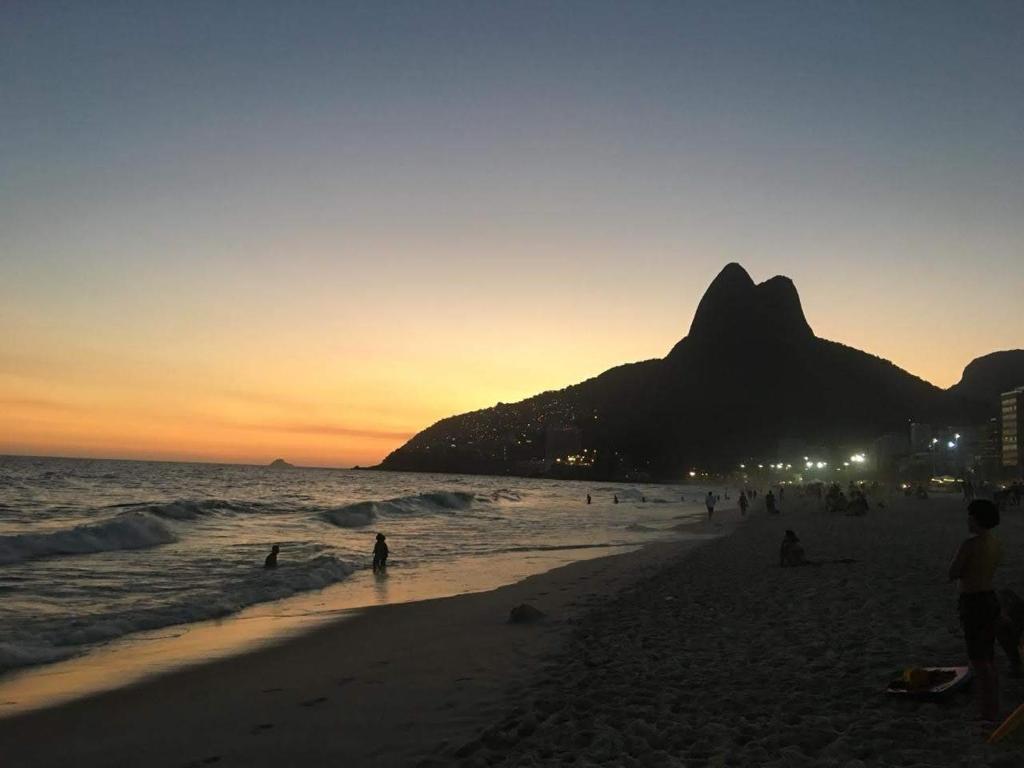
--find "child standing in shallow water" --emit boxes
[373,533,389,572]
[948,499,1002,722]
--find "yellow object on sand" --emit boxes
[989,703,1024,744]
[903,667,931,690]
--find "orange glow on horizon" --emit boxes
[3,255,1017,467]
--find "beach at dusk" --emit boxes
[3,494,1023,767]
[3,1,1024,765]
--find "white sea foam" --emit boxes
[0,555,356,673]
[0,513,176,566]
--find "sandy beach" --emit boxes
[3,495,1022,767]
[0,518,726,768]
[446,493,1024,768]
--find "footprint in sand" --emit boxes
[299,696,329,707]
[251,723,275,734]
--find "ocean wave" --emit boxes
[0,513,176,566]
[0,555,356,673]
[321,502,378,528]
[135,499,251,520]
[320,491,477,528]
[0,642,78,672]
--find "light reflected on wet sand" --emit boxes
[0,544,639,715]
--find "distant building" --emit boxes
[1002,387,1024,475]
[975,418,1001,480]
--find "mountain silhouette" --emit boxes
[378,264,1006,480]
[948,350,1024,403]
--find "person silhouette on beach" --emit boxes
[705,491,716,520]
[373,533,389,572]
[779,530,810,566]
[264,544,279,569]
[765,490,777,514]
[613,495,619,504]
[586,493,591,504]
[948,499,1002,721]
[739,491,748,516]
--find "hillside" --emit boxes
[378,264,1001,480]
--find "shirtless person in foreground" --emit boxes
[948,499,1002,722]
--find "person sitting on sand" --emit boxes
[948,499,1002,721]
[373,533,389,572]
[264,544,279,569]
[780,530,811,567]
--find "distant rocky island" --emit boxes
[267,458,294,469]
[377,263,1024,482]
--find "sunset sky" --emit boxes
[2,1,1022,467]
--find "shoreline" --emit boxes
[0,509,744,767]
[0,541,653,715]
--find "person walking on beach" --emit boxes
[739,491,749,516]
[586,493,591,505]
[264,544,279,569]
[765,489,777,514]
[948,499,1002,721]
[613,494,619,504]
[372,533,389,572]
[705,491,716,520]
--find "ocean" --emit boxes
[0,455,723,684]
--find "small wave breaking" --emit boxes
[0,554,356,674]
[0,513,177,566]
[321,491,477,528]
